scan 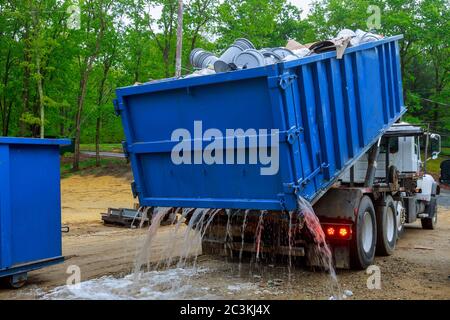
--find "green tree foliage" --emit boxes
[217,0,311,48]
[0,0,448,169]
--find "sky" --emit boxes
[290,0,313,18]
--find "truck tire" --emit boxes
[421,215,437,230]
[421,210,437,231]
[421,196,438,230]
[421,216,436,230]
[350,196,377,269]
[375,196,397,256]
[395,200,405,238]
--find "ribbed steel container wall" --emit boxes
[115,35,406,211]
[0,138,70,279]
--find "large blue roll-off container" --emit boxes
[0,137,70,287]
[115,35,406,211]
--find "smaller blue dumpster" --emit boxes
[0,137,70,288]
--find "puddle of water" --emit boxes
[43,197,343,300]
[44,268,214,300]
[42,267,272,300]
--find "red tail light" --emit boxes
[339,227,349,237]
[326,227,336,236]
[322,224,352,240]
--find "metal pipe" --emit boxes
[364,137,381,187]
[190,49,218,69]
[385,137,390,183]
[350,166,355,187]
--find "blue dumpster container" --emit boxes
[115,35,406,211]
[0,137,70,287]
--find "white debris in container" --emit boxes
[336,29,383,47]
[283,54,299,62]
[292,48,311,58]
[355,29,383,44]
[184,68,216,78]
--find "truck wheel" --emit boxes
[350,196,377,269]
[421,196,438,230]
[421,212,437,230]
[375,196,397,256]
[395,200,405,238]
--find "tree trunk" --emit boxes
[73,71,89,171]
[2,102,12,136]
[72,9,105,171]
[36,54,45,138]
[20,25,31,136]
[432,60,441,130]
[175,0,184,77]
[1,47,13,136]
[95,116,101,167]
[163,48,170,78]
[32,7,45,138]
[60,106,65,136]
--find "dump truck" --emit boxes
[115,35,441,269]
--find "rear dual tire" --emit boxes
[350,196,377,270]
[375,196,397,256]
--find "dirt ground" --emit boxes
[0,171,449,300]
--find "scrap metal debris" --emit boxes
[185,28,383,78]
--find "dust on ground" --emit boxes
[0,169,449,300]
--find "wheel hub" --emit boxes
[362,211,374,253]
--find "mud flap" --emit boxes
[306,244,350,269]
[426,196,438,219]
[333,245,350,269]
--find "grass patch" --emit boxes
[441,147,450,157]
[61,156,129,178]
[423,155,450,175]
[79,143,123,153]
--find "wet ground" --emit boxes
[0,174,449,300]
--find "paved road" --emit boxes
[438,188,450,209]
[81,151,125,158]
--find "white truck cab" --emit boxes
[340,123,441,231]
[341,123,440,183]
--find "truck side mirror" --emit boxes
[430,134,441,157]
